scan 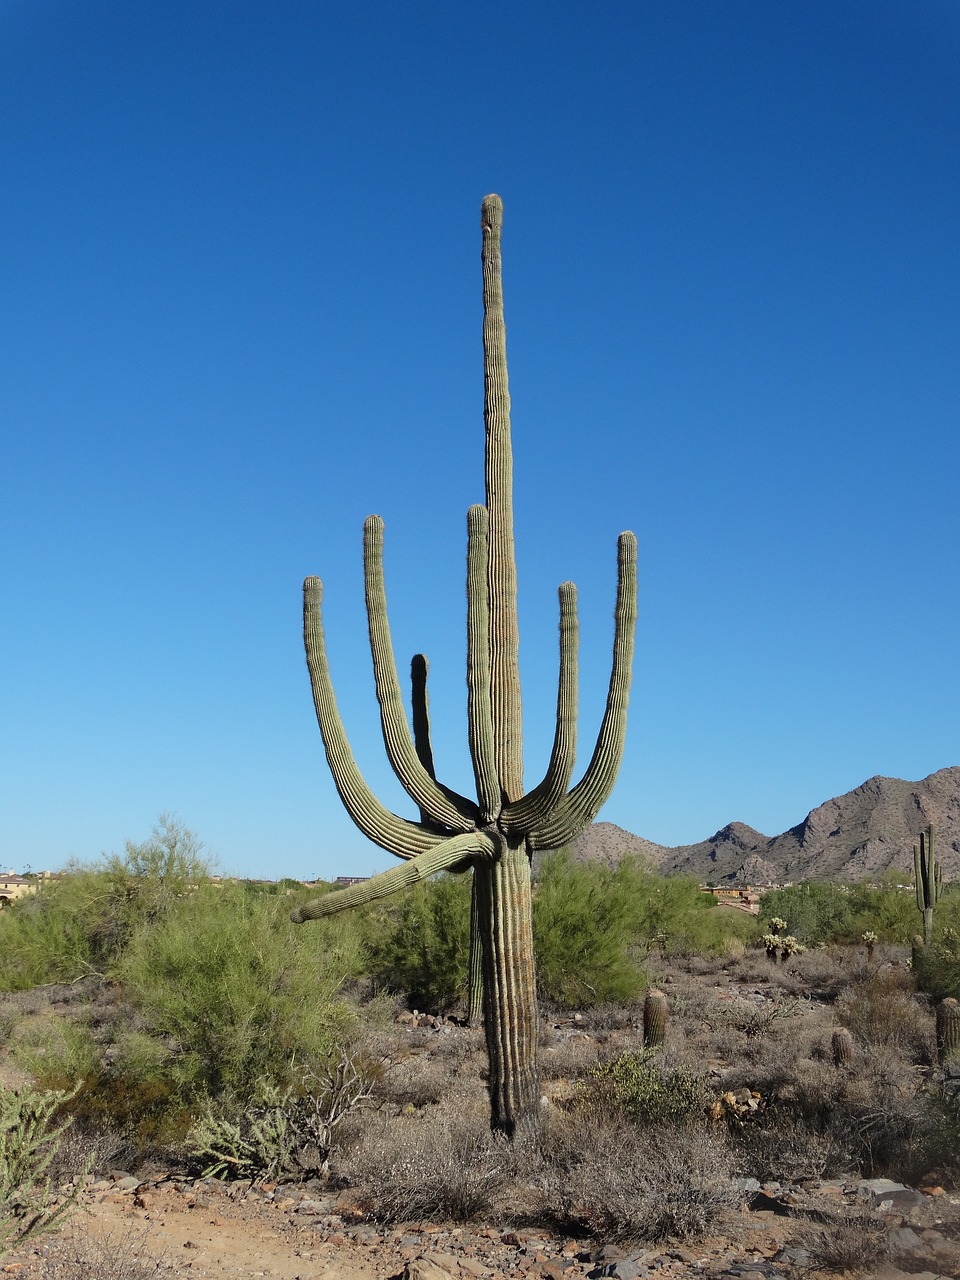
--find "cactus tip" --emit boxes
[481,194,503,227]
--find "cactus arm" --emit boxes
[481,194,523,802]
[467,504,501,820]
[528,531,638,851]
[303,575,444,858]
[290,830,497,923]
[364,516,479,829]
[502,581,579,833]
[410,654,435,779]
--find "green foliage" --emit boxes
[115,883,356,1100]
[914,927,960,1001]
[532,853,649,1007]
[0,1084,85,1257]
[759,882,852,945]
[0,815,211,990]
[363,874,472,1012]
[585,1049,705,1125]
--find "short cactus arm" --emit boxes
[528,531,637,851]
[290,830,497,922]
[467,505,500,820]
[410,655,435,779]
[364,515,479,829]
[502,581,578,833]
[303,575,444,858]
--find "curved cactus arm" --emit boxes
[467,505,500,821]
[303,575,444,859]
[482,194,523,802]
[290,830,497,923]
[528,531,638,851]
[502,581,579,833]
[914,841,926,911]
[364,516,479,830]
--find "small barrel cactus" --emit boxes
[936,998,960,1066]
[832,1027,855,1068]
[642,987,668,1049]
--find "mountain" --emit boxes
[568,767,960,883]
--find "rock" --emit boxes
[404,1256,458,1280]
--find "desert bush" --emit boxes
[582,1048,706,1125]
[914,926,960,1001]
[836,967,933,1059]
[35,1222,167,1280]
[115,883,356,1101]
[804,1210,890,1275]
[538,1111,736,1242]
[338,1106,506,1223]
[0,1084,86,1258]
[759,882,852,946]
[362,873,472,1013]
[532,853,649,1006]
[0,816,211,991]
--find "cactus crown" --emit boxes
[291,196,638,923]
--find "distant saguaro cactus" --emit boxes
[642,988,668,1048]
[914,824,942,947]
[290,196,638,1139]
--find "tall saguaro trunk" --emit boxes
[290,196,637,1141]
[474,836,539,1137]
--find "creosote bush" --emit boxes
[582,1048,706,1126]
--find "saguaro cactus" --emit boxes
[914,824,941,947]
[290,196,637,1139]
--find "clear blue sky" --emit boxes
[2,1,957,879]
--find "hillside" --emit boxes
[569,766,960,883]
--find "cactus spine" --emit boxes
[290,196,638,1138]
[914,824,942,947]
[643,988,668,1048]
[936,998,960,1066]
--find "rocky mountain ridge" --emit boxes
[570,766,960,883]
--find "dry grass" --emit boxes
[535,1111,738,1243]
[30,1222,170,1279]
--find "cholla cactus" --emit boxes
[914,824,942,947]
[861,930,877,959]
[779,936,804,961]
[770,917,787,934]
[289,197,637,1138]
[762,933,780,962]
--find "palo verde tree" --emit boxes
[290,195,637,1138]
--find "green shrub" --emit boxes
[115,883,356,1101]
[759,882,852,945]
[533,853,649,1007]
[914,926,960,1001]
[362,873,472,1012]
[584,1049,706,1125]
